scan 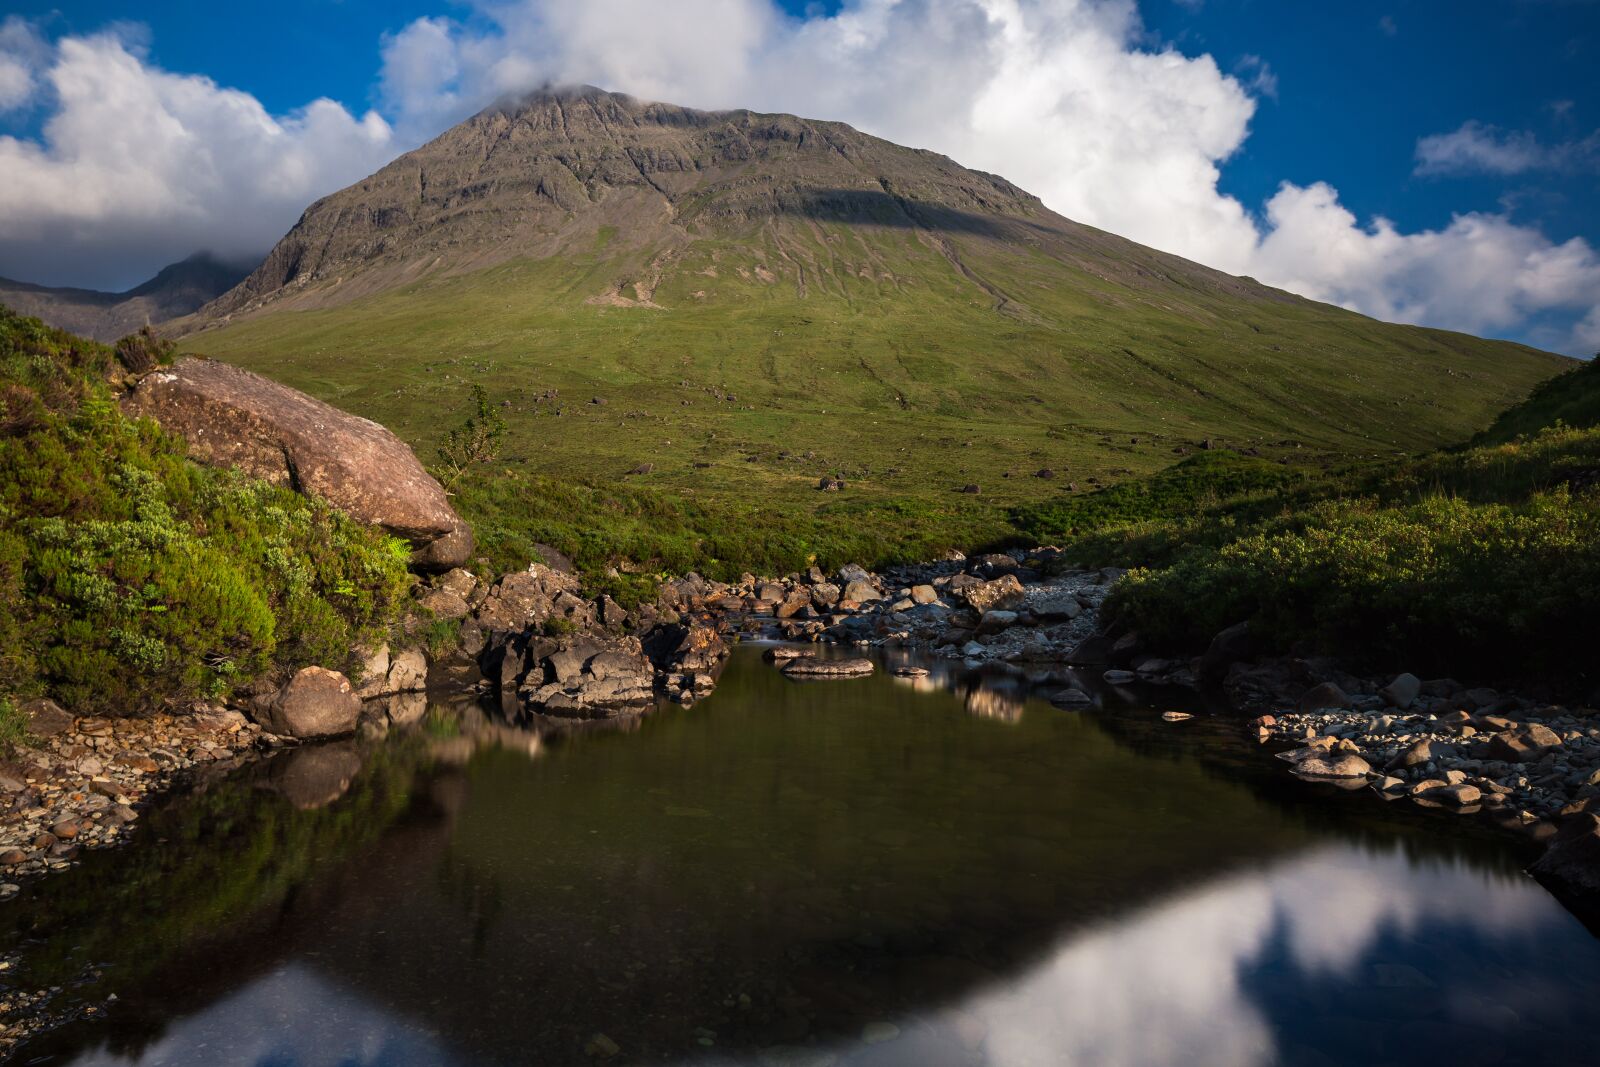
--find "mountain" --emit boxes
[179,86,1571,569]
[0,253,253,342]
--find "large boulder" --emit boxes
[1533,813,1600,896]
[263,667,361,738]
[21,698,75,738]
[1487,723,1564,763]
[1200,621,1257,681]
[122,358,471,569]
[962,575,1025,615]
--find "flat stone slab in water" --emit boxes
[893,666,930,678]
[783,657,875,678]
[763,647,816,662]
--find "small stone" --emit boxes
[1380,673,1422,709]
[1436,783,1482,806]
[1297,682,1351,714]
[1161,711,1194,722]
[50,819,80,840]
[0,849,25,865]
[862,1022,901,1045]
[585,1034,621,1058]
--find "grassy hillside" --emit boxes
[1474,353,1600,445]
[1033,415,1600,689]
[183,244,1565,577]
[0,307,411,717]
[175,87,1567,579]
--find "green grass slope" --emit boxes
[1043,419,1600,689]
[183,243,1564,576]
[178,88,1569,578]
[1474,354,1600,445]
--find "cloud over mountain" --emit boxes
[1,0,1597,353]
[0,28,397,290]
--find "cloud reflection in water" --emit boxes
[58,824,1590,1067]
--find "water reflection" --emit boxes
[963,685,1025,724]
[932,844,1572,1067]
[63,966,461,1067]
[52,844,1593,1067]
[9,647,1599,1067]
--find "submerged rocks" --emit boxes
[263,667,361,739]
[122,357,471,569]
[1534,813,1600,895]
[782,658,875,678]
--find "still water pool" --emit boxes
[5,647,1598,1066]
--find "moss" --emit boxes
[541,616,579,638]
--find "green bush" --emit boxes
[1106,489,1600,683]
[1,305,414,714]
[1011,449,1306,544]
[453,471,1007,605]
[0,697,30,756]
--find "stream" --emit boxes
[3,645,1597,1066]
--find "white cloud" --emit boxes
[0,27,398,290]
[1235,54,1278,100]
[0,2,1596,354]
[1574,308,1600,357]
[1416,119,1600,177]
[0,16,49,111]
[1253,182,1600,340]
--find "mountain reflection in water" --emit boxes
[11,647,1599,1067]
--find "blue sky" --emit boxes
[1,1,1597,353]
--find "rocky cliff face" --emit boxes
[196,85,1287,321]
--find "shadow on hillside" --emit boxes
[778,187,1043,237]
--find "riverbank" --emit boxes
[0,702,287,892]
[676,547,1600,910]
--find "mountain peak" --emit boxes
[196,85,1251,323]
[2,252,252,341]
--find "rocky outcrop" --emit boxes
[121,357,471,569]
[514,635,657,718]
[466,562,731,719]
